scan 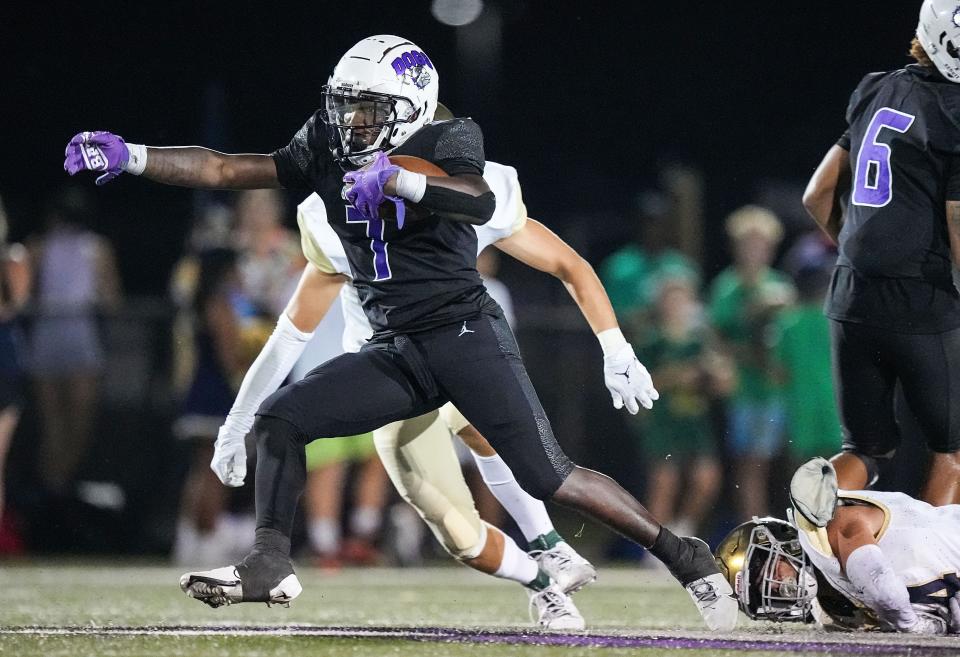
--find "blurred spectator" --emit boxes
[0,195,30,530]
[771,232,842,464]
[708,205,795,519]
[171,246,253,565]
[27,187,121,497]
[632,273,732,539]
[303,433,388,568]
[599,191,699,323]
[234,189,304,318]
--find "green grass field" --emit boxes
[1,563,957,656]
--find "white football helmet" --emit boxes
[321,35,440,167]
[917,0,960,83]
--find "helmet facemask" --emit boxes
[321,86,420,168]
[741,524,818,622]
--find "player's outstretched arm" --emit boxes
[495,219,616,334]
[64,131,280,189]
[494,218,658,413]
[211,264,347,487]
[802,144,850,243]
[143,147,280,189]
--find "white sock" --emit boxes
[473,452,554,542]
[492,532,540,587]
[350,506,382,539]
[308,518,340,555]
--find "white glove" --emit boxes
[208,312,315,487]
[603,343,659,414]
[211,424,248,487]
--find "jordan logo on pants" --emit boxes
[458,321,475,337]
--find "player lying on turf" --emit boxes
[65,34,738,631]
[715,458,960,634]
[204,159,602,628]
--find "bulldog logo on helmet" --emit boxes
[391,52,434,91]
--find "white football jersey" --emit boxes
[296,161,528,353]
[795,490,960,611]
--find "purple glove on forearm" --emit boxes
[64,131,130,186]
[343,151,406,228]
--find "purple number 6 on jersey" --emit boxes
[852,107,915,208]
[346,206,392,281]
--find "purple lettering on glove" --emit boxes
[63,131,130,186]
[342,151,406,228]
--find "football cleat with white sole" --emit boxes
[532,542,597,594]
[179,552,302,609]
[528,584,586,630]
[685,572,739,631]
[656,536,738,631]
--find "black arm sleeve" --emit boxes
[837,130,852,151]
[418,188,496,225]
[271,111,334,191]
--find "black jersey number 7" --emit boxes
[346,206,392,281]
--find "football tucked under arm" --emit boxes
[387,156,495,226]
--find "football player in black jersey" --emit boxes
[64,35,737,629]
[803,0,960,507]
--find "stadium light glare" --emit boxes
[431,0,484,27]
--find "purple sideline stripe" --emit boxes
[7,625,958,655]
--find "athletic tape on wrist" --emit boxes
[394,169,427,203]
[124,143,148,175]
[597,327,628,357]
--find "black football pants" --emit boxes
[253,311,575,538]
[831,319,960,458]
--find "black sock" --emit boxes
[252,416,308,541]
[254,527,291,557]
[649,526,681,564]
[648,527,715,586]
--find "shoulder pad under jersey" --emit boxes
[475,161,527,252]
[296,194,351,276]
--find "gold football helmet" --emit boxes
[715,517,818,622]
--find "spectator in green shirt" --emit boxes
[771,232,842,464]
[633,273,734,540]
[708,205,795,519]
[600,193,698,323]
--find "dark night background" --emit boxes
[2,1,922,292]
[0,1,934,554]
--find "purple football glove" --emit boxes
[343,151,406,228]
[64,131,130,186]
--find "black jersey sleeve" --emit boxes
[837,130,851,150]
[271,111,335,191]
[432,119,485,176]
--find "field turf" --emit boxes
[1,563,957,656]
